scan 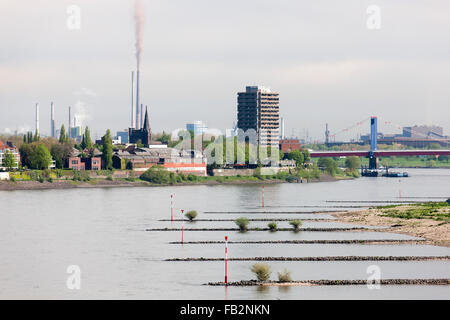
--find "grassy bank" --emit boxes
[329,202,450,247]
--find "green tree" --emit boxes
[102,129,113,170]
[50,143,72,169]
[345,156,361,171]
[33,129,40,142]
[2,150,17,170]
[80,126,93,150]
[140,166,170,184]
[29,144,52,170]
[317,158,338,176]
[59,125,69,143]
[157,131,171,144]
[19,143,33,168]
[287,150,304,167]
[302,149,311,163]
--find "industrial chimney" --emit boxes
[35,103,40,134]
[51,102,55,138]
[68,106,72,139]
[131,71,135,129]
[135,70,141,129]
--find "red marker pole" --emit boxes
[398,179,402,199]
[170,194,174,223]
[262,185,265,208]
[224,236,228,285]
[181,209,185,245]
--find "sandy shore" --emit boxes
[327,207,450,247]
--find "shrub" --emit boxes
[235,217,249,232]
[10,176,16,182]
[286,175,300,183]
[268,222,277,231]
[187,174,198,182]
[140,166,170,184]
[106,175,113,181]
[185,210,198,221]
[73,171,90,182]
[29,171,38,181]
[251,263,271,281]
[41,169,51,179]
[47,177,53,183]
[276,171,288,180]
[126,171,136,182]
[38,175,44,183]
[277,269,292,282]
[289,219,302,231]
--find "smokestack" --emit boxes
[140,103,144,129]
[135,70,140,129]
[35,103,40,134]
[131,71,135,128]
[51,102,55,138]
[68,106,71,139]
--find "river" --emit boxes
[0,168,449,299]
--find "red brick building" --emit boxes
[67,156,101,171]
[279,139,301,153]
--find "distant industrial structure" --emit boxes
[360,124,449,148]
[35,103,39,134]
[50,102,56,138]
[237,86,280,147]
[113,145,207,176]
[280,117,285,140]
[186,121,208,136]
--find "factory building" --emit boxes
[237,86,280,147]
[113,145,207,176]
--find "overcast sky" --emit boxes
[0,0,449,141]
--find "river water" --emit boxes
[0,168,449,299]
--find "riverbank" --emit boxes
[0,173,351,191]
[328,202,450,247]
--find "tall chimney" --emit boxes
[131,71,135,128]
[35,103,40,134]
[51,102,55,138]
[68,106,71,139]
[135,70,141,129]
[140,103,144,129]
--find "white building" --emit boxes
[0,141,20,170]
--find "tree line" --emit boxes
[3,125,114,171]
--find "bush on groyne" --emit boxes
[251,263,271,281]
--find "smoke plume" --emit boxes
[134,0,145,70]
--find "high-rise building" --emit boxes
[237,86,280,146]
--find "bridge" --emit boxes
[309,117,450,169]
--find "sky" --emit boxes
[0,0,449,141]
